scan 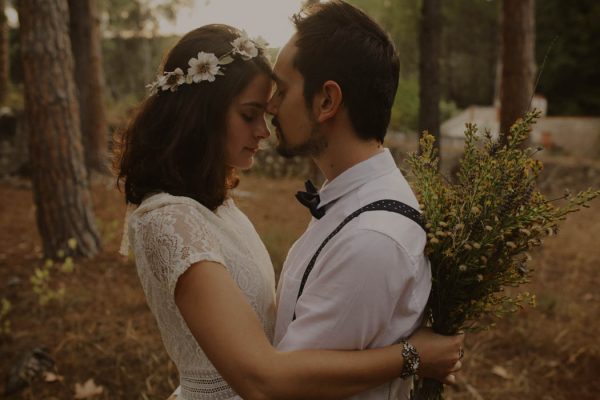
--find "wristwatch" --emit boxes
[400,340,420,379]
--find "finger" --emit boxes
[444,374,456,385]
[451,360,462,372]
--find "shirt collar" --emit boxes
[317,148,397,209]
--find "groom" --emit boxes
[266,1,440,398]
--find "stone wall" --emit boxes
[532,117,600,158]
[441,106,600,159]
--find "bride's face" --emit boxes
[224,73,272,170]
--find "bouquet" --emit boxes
[406,111,599,399]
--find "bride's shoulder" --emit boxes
[130,193,216,229]
[138,193,209,215]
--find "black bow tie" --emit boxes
[295,180,326,219]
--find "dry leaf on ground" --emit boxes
[491,365,513,380]
[43,371,64,383]
[74,378,104,399]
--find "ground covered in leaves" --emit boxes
[0,158,598,400]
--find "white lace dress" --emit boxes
[126,193,276,400]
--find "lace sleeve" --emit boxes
[131,203,227,297]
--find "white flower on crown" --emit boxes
[187,52,222,83]
[231,31,259,60]
[145,32,266,95]
[159,68,186,92]
[146,80,160,96]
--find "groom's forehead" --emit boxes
[274,36,298,74]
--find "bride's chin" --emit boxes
[227,156,255,171]
[237,159,254,171]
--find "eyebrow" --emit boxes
[240,101,266,110]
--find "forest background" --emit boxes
[0,0,599,399]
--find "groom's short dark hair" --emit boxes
[292,0,400,143]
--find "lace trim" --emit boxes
[180,373,237,399]
[167,250,226,296]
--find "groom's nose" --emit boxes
[266,95,278,116]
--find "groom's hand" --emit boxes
[408,327,465,385]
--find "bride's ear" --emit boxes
[313,80,343,123]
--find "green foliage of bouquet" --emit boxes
[406,112,600,399]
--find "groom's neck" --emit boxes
[313,133,384,182]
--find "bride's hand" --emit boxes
[408,327,465,385]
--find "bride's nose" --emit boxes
[255,117,271,139]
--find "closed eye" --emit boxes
[240,102,266,119]
[242,114,255,122]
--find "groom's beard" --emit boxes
[273,116,327,159]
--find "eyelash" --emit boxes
[242,114,255,122]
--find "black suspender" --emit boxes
[292,199,426,321]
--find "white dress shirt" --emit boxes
[274,149,431,400]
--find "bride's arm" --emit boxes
[175,261,462,400]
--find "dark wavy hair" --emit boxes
[115,24,272,209]
[292,0,400,143]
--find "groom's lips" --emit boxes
[272,118,283,139]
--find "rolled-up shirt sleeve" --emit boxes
[277,229,424,351]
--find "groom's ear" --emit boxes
[313,80,343,123]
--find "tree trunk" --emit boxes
[500,0,535,143]
[494,1,503,108]
[0,0,9,104]
[18,0,101,259]
[68,0,109,173]
[418,0,441,161]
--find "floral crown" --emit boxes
[146,32,267,95]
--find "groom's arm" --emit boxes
[277,229,428,352]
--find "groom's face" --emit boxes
[267,36,325,158]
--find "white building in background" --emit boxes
[441,95,600,159]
